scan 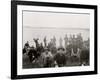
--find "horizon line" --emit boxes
[23,26,90,30]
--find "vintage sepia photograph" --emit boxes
[22,11,90,69]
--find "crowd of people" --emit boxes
[23,33,90,68]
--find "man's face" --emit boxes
[59,49,62,51]
[45,50,48,53]
[58,49,64,54]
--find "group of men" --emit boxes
[23,41,68,68]
[23,34,89,68]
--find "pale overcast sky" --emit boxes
[23,11,90,29]
[23,11,90,47]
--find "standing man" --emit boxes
[44,36,47,47]
[59,37,63,48]
[64,34,68,49]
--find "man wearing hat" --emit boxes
[54,48,66,67]
[42,47,53,67]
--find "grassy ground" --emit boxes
[23,53,88,69]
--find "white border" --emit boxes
[17,5,94,75]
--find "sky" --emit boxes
[23,11,90,47]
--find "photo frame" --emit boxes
[11,0,97,79]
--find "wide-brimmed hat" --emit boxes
[58,47,65,51]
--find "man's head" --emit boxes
[58,47,65,51]
[44,47,49,53]
[57,47,65,54]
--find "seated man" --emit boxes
[70,48,81,63]
[54,48,66,67]
[80,48,89,66]
[25,41,30,48]
[42,48,54,67]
